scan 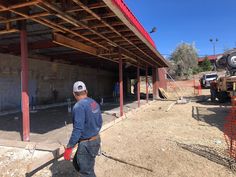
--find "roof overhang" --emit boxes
[0,0,169,69]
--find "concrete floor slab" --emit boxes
[0,99,149,144]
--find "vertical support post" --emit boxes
[119,49,123,117]
[152,67,158,100]
[20,21,30,141]
[137,66,140,107]
[146,65,149,103]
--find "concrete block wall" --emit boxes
[157,68,167,90]
[0,53,116,111]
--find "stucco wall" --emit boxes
[0,53,116,111]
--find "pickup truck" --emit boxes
[200,73,218,88]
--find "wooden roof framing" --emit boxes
[0,0,169,69]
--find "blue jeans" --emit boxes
[73,136,101,177]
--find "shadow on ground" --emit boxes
[192,105,229,132]
[176,142,236,172]
[0,95,150,140]
[25,159,77,177]
[49,160,78,177]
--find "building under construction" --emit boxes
[0,0,168,141]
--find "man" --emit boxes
[113,82,119,102]
[64,81,103,177]
[210,79,217,102]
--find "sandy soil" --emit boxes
[95,100,233,177]
[0,85,235,177]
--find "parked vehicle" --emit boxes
[200,73,218,88]
[210,49,236,103]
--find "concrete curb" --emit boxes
[0,101,76,116]
[100,101,155,133]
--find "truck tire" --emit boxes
[217,91,229,103]
[227,52,236,68]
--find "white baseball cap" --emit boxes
[73,81,87,92]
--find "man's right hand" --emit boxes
[64,147,73,161]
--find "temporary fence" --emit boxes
[224,96,236,160]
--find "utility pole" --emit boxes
[209,38,219,71]
[209,38,219,57]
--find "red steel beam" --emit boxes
[20,22,30,142]
[119,49,124,117]
[137,66,140,107]
[146,65,149,103]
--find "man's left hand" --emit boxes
[64,147,73,161]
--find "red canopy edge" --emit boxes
[112,0,156,48]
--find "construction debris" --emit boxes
[176,98,189,104]
[159,88,170,99]
[166,102,177,112]
[166,98,189,112]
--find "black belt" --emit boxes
[79,135,99,143]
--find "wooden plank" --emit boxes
[0,12,50,24]
[0,0,41,12]
[0,28,19,34]
[53,33,97,56]
[0,139,60,151]
[26,146,64,176]
[159,88,169,99]
[66,2,107,13]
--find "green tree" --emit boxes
[170,42,198,78]
[199,56,212,71]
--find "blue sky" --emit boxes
[124,0,236,57]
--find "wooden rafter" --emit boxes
[0,0,41,12]
[0,0,168,67]
[4,4,108,51]
[0,12,50,24]
[58,12,116,25]
[66,2,107,13]
[0,28,19,34]
[37,1,155,66]
[72,0,162,66]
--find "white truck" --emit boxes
[200,73,218,88]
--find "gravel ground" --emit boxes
[0,87,235,177]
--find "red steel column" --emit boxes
[119,49,124,117]
[20,22,30,141]
[137,66,140,107]
[146,65,149,103]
